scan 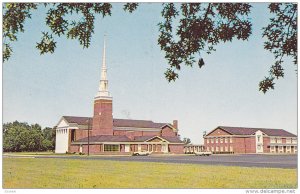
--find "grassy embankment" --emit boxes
[3,157,297,189]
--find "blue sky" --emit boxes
[3,3,297,144]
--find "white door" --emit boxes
[161,144,168,153]
[138,144,141,151]
[125,144,130,152]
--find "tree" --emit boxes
[259,3,297,93]
[2,3,297,93]
[3,3,137,61]
[158,3,252,82]
[42,127,56,150]
[3,121,55,152]
[183,137,191,145]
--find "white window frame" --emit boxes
[225,138,228,143]
[286,146,291,153]
[225,146,228,152]
[270,137,276,144]
[270,146,275,153]
[277,138,282,144]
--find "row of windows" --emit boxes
[56,128,68,134]
[104,144,120,152]
[270,146,297,153]
[270,145,297,150]
[270,138,297,144]
[206,137,233,144]
[207,146,233,152]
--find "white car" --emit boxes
[194,151,212,156]
[132,150,152,156]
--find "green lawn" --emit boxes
[3,157,297,189]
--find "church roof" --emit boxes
[207,126,296,137]
[113,119,169,129]
[63,116,91,125]
[133,136,183,143]
[75,135,131,143]
[74,135,183,143]
[61,116,171,129]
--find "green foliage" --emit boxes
[158,3,252,82]
[2,3,37,62]
[123,3,139,13]
[259,3,297,93]
[3,121,55,152]
[2,3,297,93]
[183,137,191,144]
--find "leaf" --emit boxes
[198,58,205,68]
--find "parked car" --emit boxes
[132,150,152,156]
[194,151,212,156]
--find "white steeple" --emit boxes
[95,36,111,99]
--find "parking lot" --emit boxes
[5,153,297,169]
[86,154,297,169]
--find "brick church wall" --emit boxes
[69,145,79,153]
[142,131,160,136]
[75,129,89,140]
[92,99,113,135]
[169,144,184,154]
[161,126,176,137]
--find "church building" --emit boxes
[55,39,184,154]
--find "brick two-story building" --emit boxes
[204,126,297,154]
[54,39,184,154]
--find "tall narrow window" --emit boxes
[71,129,75,142]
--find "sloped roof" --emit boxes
[210,126,296,137]
[75,135,131,143]
[63,116,91,125]
[61,116,171,129]
[113,119,169,129]
[258,128,297,137]
[162,136,184,143]
[74,135,183,143]
[133,136,183,143]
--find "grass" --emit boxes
[3,157,297,189]
[4,151,56,155]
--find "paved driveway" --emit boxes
[4,154,297,169]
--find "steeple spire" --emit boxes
[95,36,111,99]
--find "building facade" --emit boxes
[55,39,184,154]
[204,126,297,154]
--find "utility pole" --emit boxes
[88,118,90,156]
